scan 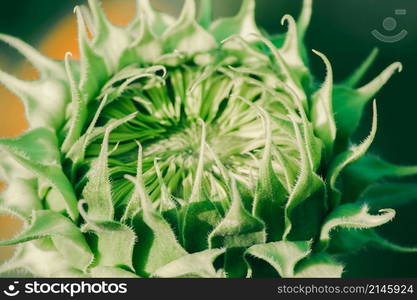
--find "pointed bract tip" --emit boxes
[312,49,333,76]
[64,52,73,60]
[180,0,197,20]
[281,14,296,26]
[358,62,404,99]
[239,0,256,16]
[394,62,403,73]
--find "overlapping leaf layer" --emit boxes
[0,0,415,278]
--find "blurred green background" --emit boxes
[0,0,416,277]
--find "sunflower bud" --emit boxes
[0,0,415,278]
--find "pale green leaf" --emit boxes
[0,243,73,277]
[311,50,336,155]
[123,5,162,64]
[61,52,88,152]
[283,116,324,239]
[319,203,395,249]
[250,100,287,241]
[327,101,377,207]
[162,0,216,61]
[87,0,132,71]
[0,34,65,78]
[246,241,311,277]
[342,155,417,202]
[75,6,109,101]
[279,15,309,78]
[295,0,312,65]
[294,253,344,278]
[333,63,401,142]
[210,0,261,42]
[0,210,93,272]
[131,143,187,276]
[198,0,212,29]
[82,113,137,221]
[181,200,223,252]
[153,249,225,278]
[0,129,78,220]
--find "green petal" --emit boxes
[311,50,336,155]
[283,116,325,239]
[82,113,137,221]
[75,6,109,102]
[162,0,217,62]
[0,72,68,131]
[132,210,187,276]
[250,102,287,241]
[210,0,261,42]
[0,34,65,78]
[357,62,403,100]
[188,120,206,203]
[209,178,266,249]
[133,0,175,36]
[280,15,309,78]
[284,182,326,241]
[64,92,109,168]
[181,200,223,252]
[220,36,270,67]
[81,218,136,270]
[0,34,69,130]
[268,0,312,63]
[0,155,32,182]
[61,52,88,152]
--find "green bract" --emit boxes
[0,0,416,278]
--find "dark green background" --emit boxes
[0,0,416,277]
